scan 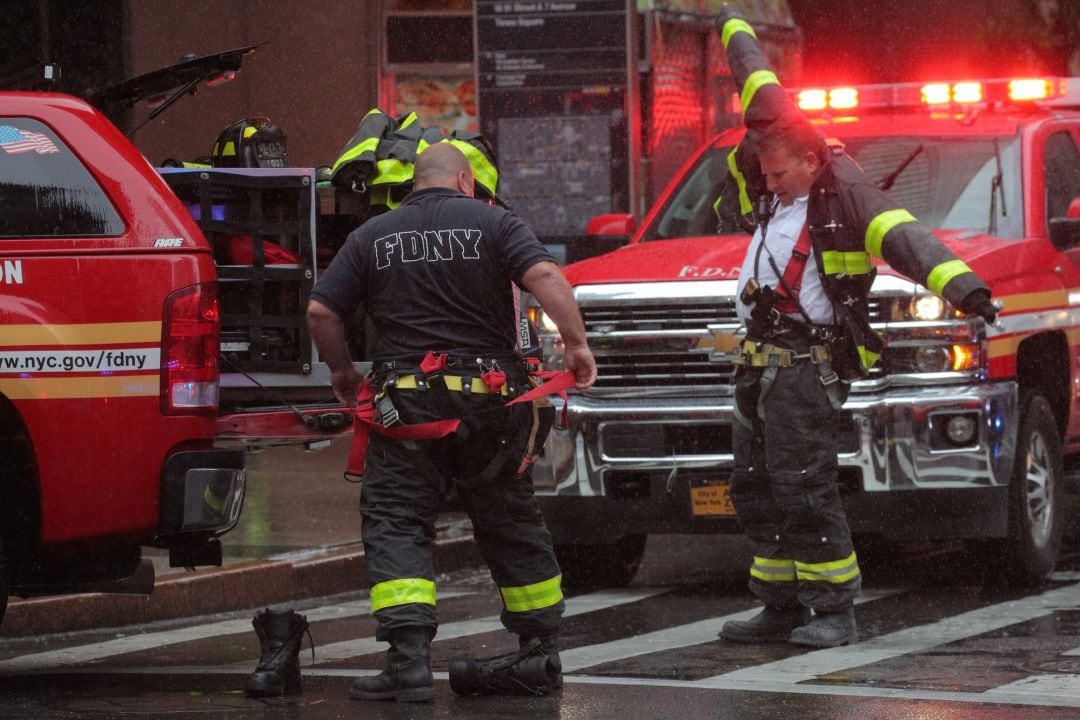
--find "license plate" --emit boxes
[690,478,735,516]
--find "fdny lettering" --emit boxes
[375,229,482,269]
[678,265,736,278]
[1,260,23,285]
[154,238,184,248]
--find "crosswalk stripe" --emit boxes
[699,581,1080,686]
[559,588,898,673]
[0,591,475,672]
[302,588,668,666]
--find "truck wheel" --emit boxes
[980,391,1064,587]
[555,535,646,591]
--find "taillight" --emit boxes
[161,283,220,415]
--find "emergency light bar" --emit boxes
[789,77,1070,113]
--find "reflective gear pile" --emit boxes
[713,8,994,378]
[330,108,500,209]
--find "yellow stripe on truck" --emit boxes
[0,375,159,400]
[0,322,162,347]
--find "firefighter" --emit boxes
[712,6,997,648]
[306,142,596,702]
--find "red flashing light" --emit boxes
[952,82,983,103]
[828,87,858,109]
[1009,78,1053,101]
[798,89,827,111]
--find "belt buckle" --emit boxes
[810,345,830,364]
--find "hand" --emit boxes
[330,366,364,407]
[973,299,998,325]
[563,343,598,390]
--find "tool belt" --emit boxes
[346,350,574,481]
[732,340,832,368]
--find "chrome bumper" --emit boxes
[533,381,1018,538]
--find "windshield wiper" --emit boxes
[988,137,1007,236]
[877,144,924,192]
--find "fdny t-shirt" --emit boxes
[310,187,555,362]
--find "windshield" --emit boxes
[642,133,1023,241]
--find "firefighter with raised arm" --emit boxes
[307,142,596,702]
[712,5,997,648]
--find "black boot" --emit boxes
[788,607,858,648]
[719,604,812,643]
[245,608,311,697]
[350,626,434,703]
[520,633,562,689]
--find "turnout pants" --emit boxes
[730,337,861,613]
[361,378,563,641]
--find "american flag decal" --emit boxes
[0,126,60,155]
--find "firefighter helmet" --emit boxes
[212,117,289,168]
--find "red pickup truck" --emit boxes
[527,76,1080,588]
[0,92,248,624]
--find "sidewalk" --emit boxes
[2,439,479,638]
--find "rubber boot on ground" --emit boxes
[719,604,812,643]
[245,608,310,697]
[520,633,563,689]
[788,607,858,648]
[350,627,434,703]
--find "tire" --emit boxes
[555,534,647,591]
[978,391,1064,587]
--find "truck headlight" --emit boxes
[910,294,945,321]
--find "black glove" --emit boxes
[973,299,998,325]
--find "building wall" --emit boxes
[128,0,380,168]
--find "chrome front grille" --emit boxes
[579,283,885,391]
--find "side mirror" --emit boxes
[566,213,635,265]
[1049,217,1080,250]
[585,213,635,236]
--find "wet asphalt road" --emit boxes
[2,533,1080,719]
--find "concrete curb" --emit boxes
[1,534,482,638]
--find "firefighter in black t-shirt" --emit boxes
[307,143,597,703]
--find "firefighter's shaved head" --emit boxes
[414,143,475,197]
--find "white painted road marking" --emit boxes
[700,581,1080,685]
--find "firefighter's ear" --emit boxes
[457,170,475,197]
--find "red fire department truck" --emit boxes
[0,92,247,624]
[527,76,1080,588]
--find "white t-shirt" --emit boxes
[735,195,837,326]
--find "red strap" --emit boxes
[420,350,448,374]
[773,221,812,313]
[345,369,576,479]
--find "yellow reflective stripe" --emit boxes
[370,578,436,612]
[821,250,874,276]
[242,126,257,139]
[726,146,753,217]
[721,18,756,48]
[331,137,380,174]
[0,375,159,400]
[864,208,916,258]
[857,345,880,370]
[795,552,861,584]
[447,139,499,195]
[219,141,237,157]
[927,259,974,296]
[749,556,795,582]
[399,112,419,129]
[499,574,563,612]
[372,157,413,185]
[741,70,779,114]
[0,321,161,346]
